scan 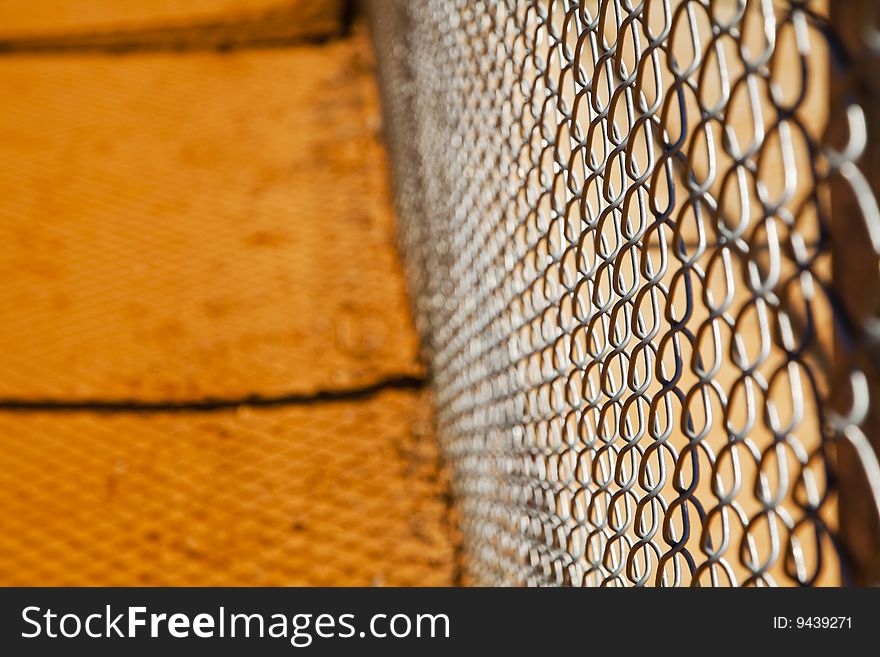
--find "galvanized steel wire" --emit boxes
[371,0,880,586]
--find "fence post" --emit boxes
[828,0,880,586]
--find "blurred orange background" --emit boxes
[0,0,457,586]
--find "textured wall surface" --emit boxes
[0,391,452,586]
[0,0,342,40]
[0,1,457,586]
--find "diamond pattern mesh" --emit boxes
[372,0,880,586]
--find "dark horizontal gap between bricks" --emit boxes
[0,373,426,414]
[0,0,357,55]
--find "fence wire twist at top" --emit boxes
[371,0,880,586]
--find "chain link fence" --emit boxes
[370,0,880,586]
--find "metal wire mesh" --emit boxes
[371,0,880,586]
